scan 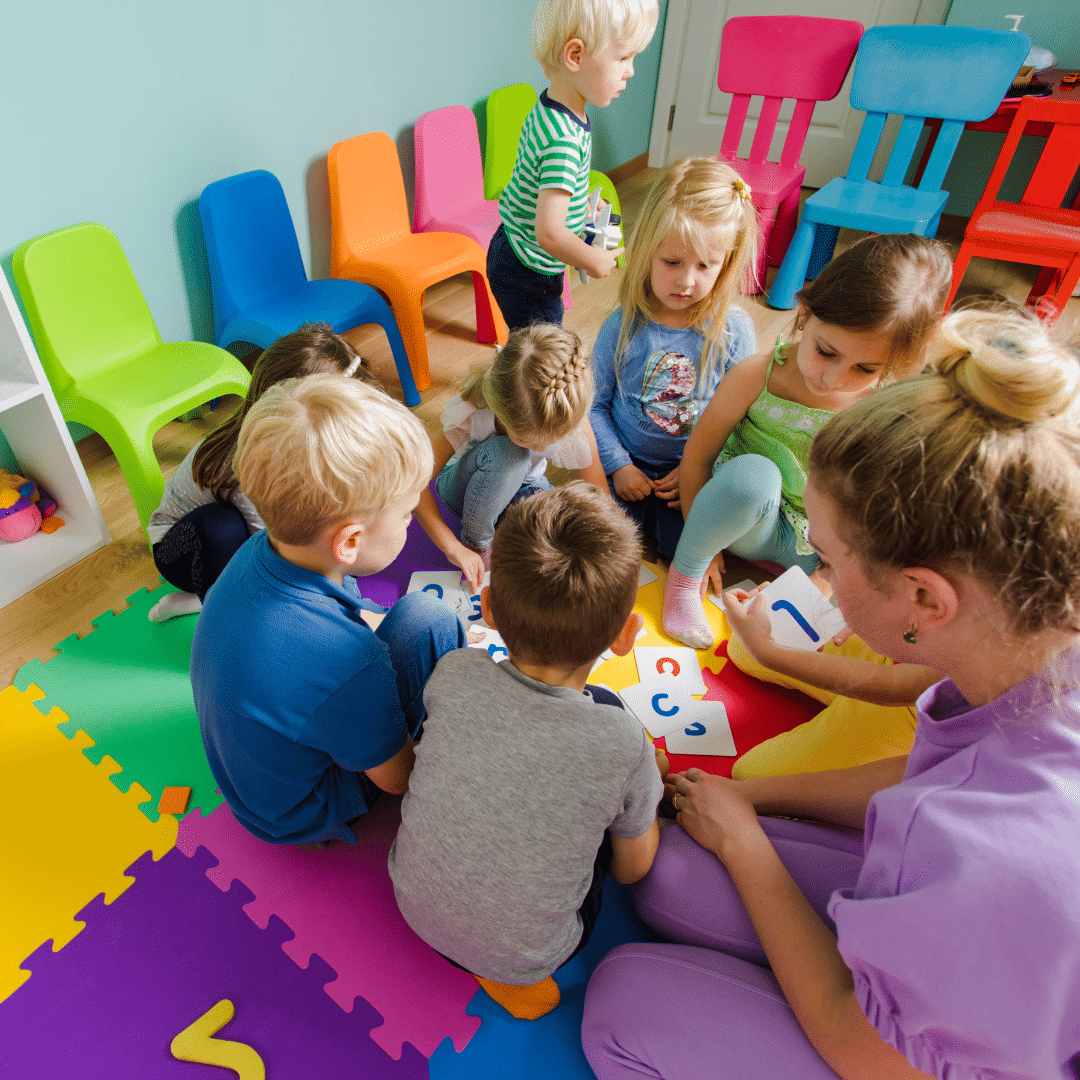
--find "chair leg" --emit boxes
[749,205,775,294]
[805,224,839,281]
[472,271,509,348]
[372,308,421,407]
[107,423,167,534]
[767,221,817,310]
[1028,266,1059,307]
[1045,258,1080,326]
[767,188,800,268]
[945,245,974,312]
[385,288,432,395]
[562,268,574,310]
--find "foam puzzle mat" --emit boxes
[1,506,822,1077]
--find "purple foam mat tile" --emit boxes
[0,846,428,1080]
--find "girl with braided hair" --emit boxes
[415,324,606,583]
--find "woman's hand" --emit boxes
[668,768,764,864]
[613,463,654,502]
[700,552,726,599]
[653,467,680,509]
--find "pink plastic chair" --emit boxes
[717,15,863,289]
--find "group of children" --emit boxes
[156,0,1080,1075]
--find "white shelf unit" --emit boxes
[0,270,110,608]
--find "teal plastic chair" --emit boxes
[767,25,1031,309]
[12,222,252,531]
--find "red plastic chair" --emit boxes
[413,105,502,252]
[947,96,1080,324]
[717,15,863,289]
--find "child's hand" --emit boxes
[653,466,680,509]
[450,544,485,594]
[585,245,624,279]
[613,463,653,502]
[655,747,670,782]
[723,589,777,664]
[701,552,725,599]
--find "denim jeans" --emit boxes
[671,453,819,578]
[486,224,564,331]
[610,458,685,562]
[436,436,553,551]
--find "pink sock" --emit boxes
[662,569,713,650]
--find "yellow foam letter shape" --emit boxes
[170,999,265,1079]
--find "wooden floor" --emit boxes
[3,165,1078,688]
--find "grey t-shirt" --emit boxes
[146,442,263,546]
[389,647,663,984]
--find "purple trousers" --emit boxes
[581,818,864,1079]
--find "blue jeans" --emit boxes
[436,436,552,551]
[486,224,564,331]
[671,454,819,578]
[611,458,685,562]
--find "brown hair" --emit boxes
[615,158,759,386]
[193,324,373,500]
[489,482,641,668]
[809,304,1080,636]
[459,324,593,443]
[794,233,953,381]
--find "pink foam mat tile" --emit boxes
[177,793,482,1060]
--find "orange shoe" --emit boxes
[474,975,561,1020]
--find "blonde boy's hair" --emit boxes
[615,158,759,388]
[459,324,594,444]
[531,0,659,74]
[810,304,1080,637]
[235,374,433,546]
[489,482,642,668]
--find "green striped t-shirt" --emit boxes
[498,90,592,276]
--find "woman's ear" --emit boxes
[480,586,496,631]
[900,566,960,638]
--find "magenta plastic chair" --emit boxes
[717,15,863,289]
[413,105,502,251]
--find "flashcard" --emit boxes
[706,579,757,612]
[407,570,471,616]
[466,626,509,662]
[619,680,699,739]
[634,646,707,696]
[638,563,658,588]
[754,566,847,651]
[663,699,736,756]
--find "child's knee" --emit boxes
[711,454,783,514]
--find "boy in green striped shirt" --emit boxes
[488,0,658,331]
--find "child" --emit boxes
[487,0,658,330]
[590,158,759,561]
[389,483,664,1019]
[146,323,371,622]
[190,375,467,847]
[417,323,607,573]
[663,233,953,648]
[583,305,1080,1080]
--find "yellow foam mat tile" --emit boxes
[0,684,178,1001]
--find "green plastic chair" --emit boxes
[12,222,251,532]
[483,82,624,268]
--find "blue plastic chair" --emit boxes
[199,170,420,405]
[766,25,1030,310]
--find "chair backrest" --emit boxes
[413,106,487,231]
[844,25,1031,193]
[979,96,1080,211]
[327,132,411,271]
[12,222,162,394]
[199,170,308,341]
[718,16,863,168]
[483,83,538,201]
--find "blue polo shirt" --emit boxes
[190,530,407,844]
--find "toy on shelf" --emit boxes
[578,188,622,284]
[0,469,64,542]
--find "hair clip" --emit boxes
[343,356,364,377]
[732,177,752,202]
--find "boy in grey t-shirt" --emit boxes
[389,483,665,1020]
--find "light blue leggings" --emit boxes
[671,454,818,579]
[436,435,552,552]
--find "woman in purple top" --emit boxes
[581,305,1080,1080]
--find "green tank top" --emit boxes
[716,354,833,555]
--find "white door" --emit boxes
[649,0,948,187]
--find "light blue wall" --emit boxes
[941,1,1080,216]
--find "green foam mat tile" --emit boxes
[14,583,222,823]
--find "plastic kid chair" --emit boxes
[327,131,508,393]
[199,169,420,406]
[716,15,863,290]
[413,106,502,254]
[12,222,251,531]
[946,96,1080,325]
[766,24,1031,310]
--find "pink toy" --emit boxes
[0,468,60,542]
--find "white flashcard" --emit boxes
[638,563,658,588]
[634,646,707,696]
[755,566,847,651]
[663,699,736,756]
[466,626,509,662]
[619,680,699,739]
[407,570,469,612]
[707,579,757,613]
[598,625,648,663]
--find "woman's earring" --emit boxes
[903,627,918,645]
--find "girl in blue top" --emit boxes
[590,158,759,560]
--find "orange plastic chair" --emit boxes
[946,96,1080,324]
[327,132,508,393]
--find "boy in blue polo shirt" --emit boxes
[190,374,465,846]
